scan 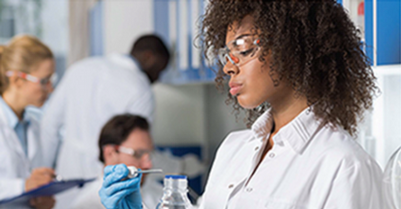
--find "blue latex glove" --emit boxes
[99,164,143,209]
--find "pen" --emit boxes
[52,174,63,182]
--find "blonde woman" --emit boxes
[0,35,56,209]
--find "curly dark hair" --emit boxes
[201,0,377,136]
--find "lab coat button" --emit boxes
[246,187,253,192]
[255,146,259,151]
[228,184,234,189]
[269,153,275,158]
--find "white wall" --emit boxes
[104,0,154,54]
[368,65,401,168]
[151,83,207,146]
[41,0,68,82]
[151,82,247,162]
[41,0,68,55]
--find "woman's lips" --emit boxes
[229,83,242,96]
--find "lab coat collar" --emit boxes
[251,110,274,140]
[0,96,30,129]
[251,106,322,154]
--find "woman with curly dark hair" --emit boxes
[99,1,382,208]
[198,0,382,208]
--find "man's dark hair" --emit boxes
[98,114,149,163]
[130,34,170,61]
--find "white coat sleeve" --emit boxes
[0,178,25,200]
[40,74,68,169]
[125,89,154,124]
[323,159,383,209]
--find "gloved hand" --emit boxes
[99,164,143,209]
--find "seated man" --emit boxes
[71,114,163,209]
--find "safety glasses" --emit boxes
[218,35,261,67]
[115,145,153,161]
[6,71,57,87]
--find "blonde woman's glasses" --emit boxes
[6,71,57,87]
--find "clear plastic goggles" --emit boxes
[218,35,261,67]
[6,71,57,87]
[116,145,153,161]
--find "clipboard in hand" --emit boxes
[0,178,96,206]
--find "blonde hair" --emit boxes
[0,35,53,93]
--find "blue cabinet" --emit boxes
[337,0,400,66]
[376,0,401,65]
[365,0,401,65]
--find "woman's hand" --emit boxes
[99,164,143,209]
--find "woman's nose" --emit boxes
[45,82,54,93]
[223,61,239,76]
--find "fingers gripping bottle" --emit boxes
[156,175,192,209]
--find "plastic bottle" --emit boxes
[156,175,192,209]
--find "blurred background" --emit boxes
[0,0,400,198]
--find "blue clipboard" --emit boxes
[0,178,95,206]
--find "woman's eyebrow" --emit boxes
[235,33,252,40]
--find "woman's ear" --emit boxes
[103,145,119,165]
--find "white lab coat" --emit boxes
[199,107,383,209]
[0,106,50,208]
[41,54,154,180]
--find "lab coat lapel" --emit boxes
[0,107,28,163]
